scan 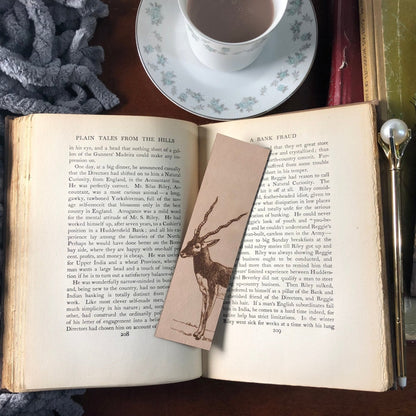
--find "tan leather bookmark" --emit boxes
[156,133,270,349]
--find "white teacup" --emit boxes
[177,0,288,72]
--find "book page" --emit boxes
[17,114,202,390]
[198,103,393,392]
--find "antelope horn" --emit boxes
[194,197,219,237]
[200,212,247,241]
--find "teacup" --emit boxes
[177,0,288,72]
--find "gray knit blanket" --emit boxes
[0,0,119,414]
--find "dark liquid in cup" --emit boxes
[187,0,275,43]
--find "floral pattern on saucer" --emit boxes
[136,0,317,120]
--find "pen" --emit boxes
[378,119,411,389]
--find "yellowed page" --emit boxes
[199,103,393,392]
[18,114,201,391]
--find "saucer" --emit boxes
[135,0,317,120]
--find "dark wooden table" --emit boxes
[79,0,416,414]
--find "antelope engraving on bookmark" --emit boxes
[180,197,246,341]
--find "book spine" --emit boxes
[327,0,364,106]
[358,0,378,102]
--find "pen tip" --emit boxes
[398,377,407,389]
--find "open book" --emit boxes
[2,103,393,392]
